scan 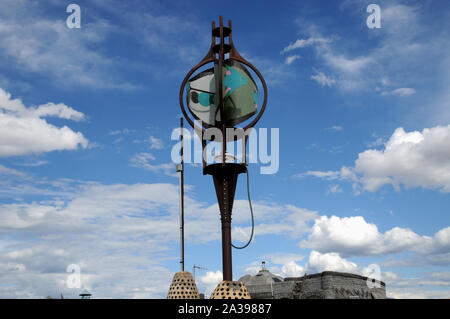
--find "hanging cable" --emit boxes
[232,167,254,249]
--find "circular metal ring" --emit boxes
[179,57,267,133]
[179,57,214,133]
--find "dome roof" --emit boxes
[238,263,284,286]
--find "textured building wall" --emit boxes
[289,272,386,299]
[246,271,386,299]
[273,281,296,299]
[246,281,296,299]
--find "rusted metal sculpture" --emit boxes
[179,16,267,286]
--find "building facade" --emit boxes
[238,264,386,299]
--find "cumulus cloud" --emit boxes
[299,125,450,193]
[354,125,450,193]
[281,261,305,277]
[0,88,88,157]
[299,215,449,258]
[306,251,358,273]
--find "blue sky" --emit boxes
[0,0,449,298]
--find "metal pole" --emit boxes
[180,117,185,271]
[221,175,233,281]
[193,264,208,282]
[217,16,232,282]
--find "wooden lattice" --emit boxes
[210,281,251,299]
[167,271,200,299]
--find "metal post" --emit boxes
[179,118,185,271]
[221,174,232,281]
[217,16,232,282]
[193,264,208,282]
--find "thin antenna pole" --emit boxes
[180,117,185,271]
[193,264,208,282]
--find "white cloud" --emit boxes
[0,164,25,176]
[310,71,336,87]
[388,288,450,299]
[0,172,326,298]
[199,270,222,285]
[382,88,416,96]
[283,3,442,94]
[0,88,88,157]
[322,54,373,75]
[243,54,294,86]
[0,182,183,298]
[301,125,450,193]
[0,176,446,298]
[300,215,449,258]
[198,270,222,297]
[243,261,262,276]
[281,37,331,54]
[327,184,343,194]
[28,103,85,121]
[295,167,356,182]
[130,152,175,177]
[300,216,382,256]
[354,125,450,192]
[285,55,300,65]
[0,1,209,89]
[0,10,126,88]
[366,136,384,148]
[306,251,358,273]
[245,254,305,278]
[325,125,343,131]
[281,261,305,277]
[149,136,165,150]
[109,128,136,136]
[262,253,304,265]
[384,270,450,299]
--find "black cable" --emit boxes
[232,167,254,249]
